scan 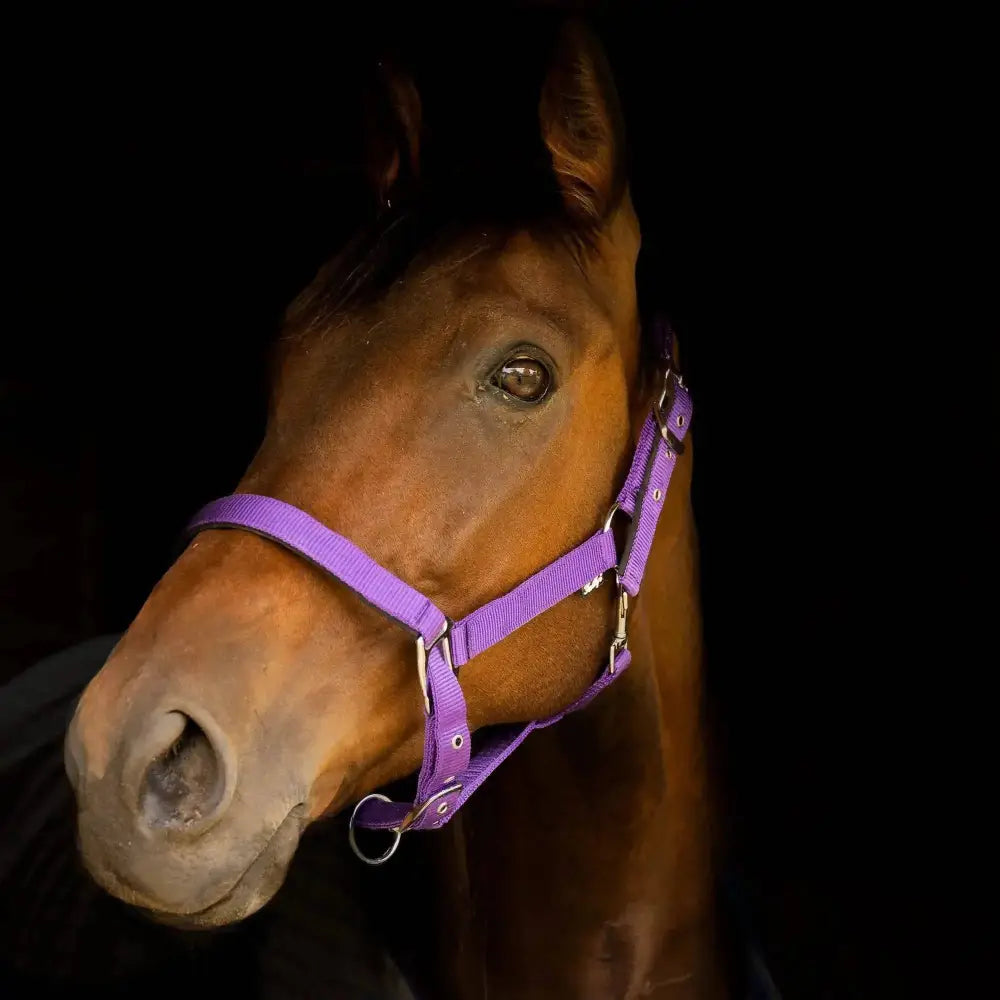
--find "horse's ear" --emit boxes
[364,57,422,209]
[539,20,626,228]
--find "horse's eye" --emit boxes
[493,356,551,402]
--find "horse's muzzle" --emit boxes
[65,696,307,925]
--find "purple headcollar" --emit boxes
[188,323,692,864]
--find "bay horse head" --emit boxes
[65,21,670,929]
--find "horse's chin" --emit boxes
[95,805,306,930]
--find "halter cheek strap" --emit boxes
[187,328,692,864]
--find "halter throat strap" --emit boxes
[187,329,692,863]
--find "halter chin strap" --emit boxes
[187,322,692,864]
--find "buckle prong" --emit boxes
[398,782,463,833]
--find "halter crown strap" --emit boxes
[187,322,692,860]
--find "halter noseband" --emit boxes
[187,322,692,864]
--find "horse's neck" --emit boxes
[438,468,722,999]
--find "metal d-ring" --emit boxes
[415,621,453,716]
[348,793,402,865]
[581,502,625,596]
[415,635,431,715]
[603,501,622,533]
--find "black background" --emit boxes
[1,3,967,997]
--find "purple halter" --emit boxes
[188,325,692,864]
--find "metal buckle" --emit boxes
[415,621,454,715]
[653,369,686,455]
[348,793,402,865]
[609,578,629,675]
[348,781,463,865]
[398,782,463,833]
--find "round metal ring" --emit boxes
[348,793,402,865]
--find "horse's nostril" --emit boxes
[140,712,225,831]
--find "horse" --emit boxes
[61,20,724,999]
